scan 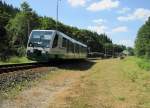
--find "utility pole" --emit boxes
[56,0,61,31]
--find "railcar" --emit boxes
[26,30,87,61]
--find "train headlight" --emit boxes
[42,50,45,54]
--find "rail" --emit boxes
[0,62,48,74]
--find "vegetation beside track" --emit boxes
[1,57,150,108]
[0,56,33,65]
[0,1,126,60]
[137,58,150,71]
[56,57,150,108]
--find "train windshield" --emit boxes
[29,31,53,48]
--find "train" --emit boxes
[26,30,87,61]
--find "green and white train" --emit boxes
[26,30,87,61]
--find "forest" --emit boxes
[0,1,128,60]
[135,17,150,59]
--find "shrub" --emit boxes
[137,58,150,71]
[16,47,26,57]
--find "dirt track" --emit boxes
[1,58,150,108]
[1,70,83,108]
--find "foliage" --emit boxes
[69,57,150,107]
[135,17,150,58]
[0,1,19,60]
[0,26,7,48]
[7,56,31,64]
[6,12,29,46]
[0,1,126,60]
[6,2,39,47]
[38,17,56,29]
[0,1,19,26]
[137,58,150,71]
[127,47,134,56]
[0,56,33,65]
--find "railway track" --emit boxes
[0,59,90,74]
[0,62,49,74]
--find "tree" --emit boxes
[135,17,150,58]
[39,17,55,29]
[6,12,29,46]
[1,1,124,58]
[6,2,40,47]
[21,1,32,13]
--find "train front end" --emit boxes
[26,30,54,61]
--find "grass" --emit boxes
[65,57,150,108]
[0,56,34,65]
[137,58,150,71]
[1,57,150,108]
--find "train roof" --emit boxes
[31,30,87,48]
[58,31,87,47]
[32,30,56,32]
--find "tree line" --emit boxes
[135,17,150,59]
[0,1,126,60]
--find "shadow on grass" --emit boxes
[49,59,96,71]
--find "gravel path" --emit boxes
[0,71,82,108]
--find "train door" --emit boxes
[62,37,67,57]
[51,32,62,59]
[52,33,59,49]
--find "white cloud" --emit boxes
[87,25,108,34]
[117,40,133,47]
[112,26,128,33]
[118,8,150,21]
[93,19,107,24]
[117,7,131,14]
[87,0,119,12]
[68,0,86,7]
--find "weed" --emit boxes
[116,96,125,101]
[0,56,33,65]
[137,58,150,71]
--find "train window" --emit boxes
[79,45,82,53]
[83,47,85,53]
[81,46,83,53]
[67,40,69,53]
[68,41,73,53]
[62,37,67,48]
[69,41,72,53]
[52,34,58,48]
[75,44,78,53]
[76,44,79,53]
[83,47,86,53]
[84,47,87,53]
[71,43,74,53]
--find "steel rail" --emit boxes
[0,62,49,74]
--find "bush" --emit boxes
[137,58,150,71]
[16,47,26,57]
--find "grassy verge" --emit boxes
[137,57,150,71]
[0,56,34,65]
[65,57,150,108]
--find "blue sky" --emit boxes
[3,0,150,47]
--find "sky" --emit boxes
[3,0,150,47]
